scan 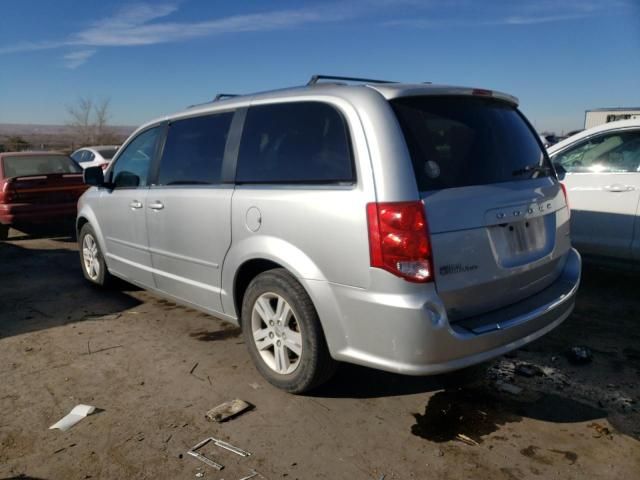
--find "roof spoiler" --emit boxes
[307,74,397,85]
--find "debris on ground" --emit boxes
[205,399,253,422]
[455,433,479,446]
[588,422,613,439]
[239,470,263,480]
[495,381,523,395]
[187,436,252,471]
[514,363,543,377]
[49,404,96,432]
[567,346,593,365]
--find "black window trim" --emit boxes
[230,100,357,186]
[148,108,239,189]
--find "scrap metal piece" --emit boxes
[206,399,253,423]
[238,470,258,480]
[187,436,252,471]
[187,437,225,471]
[214,438,252,457]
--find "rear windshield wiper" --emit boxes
[512,164,552,177]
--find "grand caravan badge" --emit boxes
[440,264,479,276]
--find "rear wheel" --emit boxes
[0,224,8,240]
[241,268,336,393]
[79,224,113,287]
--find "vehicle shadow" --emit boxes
[7,225,77,242]
[313,262,640,441]
[0,240,141,338]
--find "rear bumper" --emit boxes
[325,248,581,375]
[0,203,78,225]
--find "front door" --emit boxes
[98,126,162,286]
[552,128,640,259]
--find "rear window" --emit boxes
[2,155,81,178]
[391,96,549,191]
[97,147,118,160]
[236,102,354,184]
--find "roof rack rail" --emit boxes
[307,75,397,86]
[186,93,239,109]
[213,93,239,101]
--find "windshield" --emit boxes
[97,147,118,159]
[2,155,82,178]
[391,96,550,191]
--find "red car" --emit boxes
[0,152,88,240]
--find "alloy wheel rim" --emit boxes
[82,234,100,281]
[251,292,302,375]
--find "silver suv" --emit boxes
[78,75,581,393]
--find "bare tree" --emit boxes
[67,96,115,146]
[94,98,111,143]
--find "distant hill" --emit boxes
[0,123,136,152]
[0,123,135,137]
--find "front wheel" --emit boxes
[241,269,336,394]
[78,224,113,287]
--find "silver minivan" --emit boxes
[78,75,581,393]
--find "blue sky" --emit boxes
[0,0,638,133]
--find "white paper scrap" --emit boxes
[49,404,96,431]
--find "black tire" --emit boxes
[241,268,336,394]
[78,223,113,287]
[0,224,8,240]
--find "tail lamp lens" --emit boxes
[367,201,433,283]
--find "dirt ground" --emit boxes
[1,230,639,480]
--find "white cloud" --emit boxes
[63,49,96,69]
[0,2,336,59]
[383,0,631,28]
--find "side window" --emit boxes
[157,112,233,185]
[553,131,640,173]
[72,151,87,163]
[111,127,161,188]
[86,151,95,163]
[236,102,354,184]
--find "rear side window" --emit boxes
[158,112,233,185]
[391,96,549,191]
[2,155,81,178]
[236,102,354,184]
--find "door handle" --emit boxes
[129,200,143,209]
[603,184,635,192]
[149,201,164,210]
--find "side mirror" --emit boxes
[84,166,105,186]
[113,171,140,188]
[553,162,567,180]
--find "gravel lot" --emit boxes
[1,230,639,479]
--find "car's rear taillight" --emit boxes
[560,182,570,213]
[0,180,16,203]
[100,163,109,170]
[366,201,433,283]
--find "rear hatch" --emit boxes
[391,95,570,321]
[1,154,86,205]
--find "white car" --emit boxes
[548,119,640,264]
[71,146,119,170]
